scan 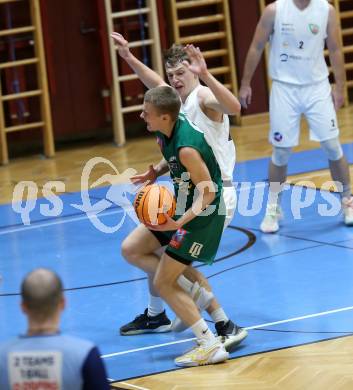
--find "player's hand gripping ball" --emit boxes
[134,184,176,225]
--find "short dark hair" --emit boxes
[144,86,181,121]
[164,44,189,68]
[21,268,63,320]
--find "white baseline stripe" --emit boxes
[0,208,125,236]
[245,305,353,330]
[101,305,353,359]
[101,337,195,358]
[118,382,150,390]
[107,377,149,389]
[107,378,149,390]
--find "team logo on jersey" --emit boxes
[273,132,283,142]
[168,156,179,175]
[309,24,319,35]
[189,242,204,258]
[281,23,295,33]
[170,228,188,249]
[280,53,288,62]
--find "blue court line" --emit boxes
[205,239,351,281]
[254,231,353,250]
[0,189,351,296]
[0,234,350,298]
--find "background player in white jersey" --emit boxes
[239,0,353,232]
[111,33,247,349]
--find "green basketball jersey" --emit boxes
[156,114,223,229]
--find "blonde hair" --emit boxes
[164,44,189,68]
[144,86,181,121]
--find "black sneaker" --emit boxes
[120,309,172,335]
[215,320,248,352]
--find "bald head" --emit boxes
[21,268,63,320]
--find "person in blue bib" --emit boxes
[0,268,109,390]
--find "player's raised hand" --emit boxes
[183,44,208,78]
[110,32,131,59]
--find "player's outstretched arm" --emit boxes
[111,32,167,89]
[326,5,346,110]
[184,44,240,116]
[131,159,169,186]
[239,4,275,108]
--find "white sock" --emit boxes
[191,318,216,344]
[267,181,285,207]
[147,294,164,317]
[340,184,351,200]
[210,308,229,324]
[177,275,194,293]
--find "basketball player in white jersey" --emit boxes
[239,0,353,232]
[111,33,248,349]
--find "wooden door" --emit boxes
[40,0,110,140]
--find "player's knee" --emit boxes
[320,137,343,161]
[121,239,139,264]
[271,146,292,166]
[154,271,177,297]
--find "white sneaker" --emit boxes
[174,339,229,367]
[260,204,282,233]
[172,282,214,332]
[342,197,353,226]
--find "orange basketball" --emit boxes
[134,184,176,225]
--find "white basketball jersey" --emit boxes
[269,0,329,85]
[181,85,236,181]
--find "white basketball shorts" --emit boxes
[222,184,237,229]
[269,79,339,147]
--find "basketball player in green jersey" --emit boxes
[111,33,247,350]
[121,86,229,366]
